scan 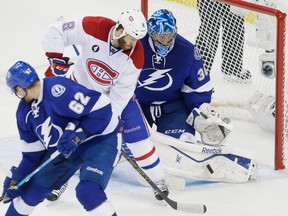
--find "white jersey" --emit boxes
[42,16,144,116]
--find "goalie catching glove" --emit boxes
[45,56,74,77]
[57,121,87,158]
[186,103,232,145]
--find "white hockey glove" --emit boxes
[186,104,232,145]
[248,91,275,132]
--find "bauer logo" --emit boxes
[51,84,66,97]
[202,147,222,154]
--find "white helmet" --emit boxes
[113,9,147,40]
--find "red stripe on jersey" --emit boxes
[135,146,156,161]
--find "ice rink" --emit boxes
[1,0,288,215]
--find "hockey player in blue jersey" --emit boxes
[134,9,258,184]
[42,9,168,201]
[1,61,121,215]
[136,9,231,145]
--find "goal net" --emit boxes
[141,0,287,170]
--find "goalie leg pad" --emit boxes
[207,154,258,183]
[154,139,257,183]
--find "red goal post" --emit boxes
[141,0,287,170]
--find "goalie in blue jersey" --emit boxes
[1,61,122,215]
[136,9,231,145]
[135,9,257,183]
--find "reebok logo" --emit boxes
[202,147,222,154]
[86,166,104,176]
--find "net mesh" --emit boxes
[144,0,288,168]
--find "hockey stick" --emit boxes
[0,151,60,203]
[121,148,207,214]
[135,172,186,190]
[149,125,253,160]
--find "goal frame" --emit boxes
[141,0,287,170]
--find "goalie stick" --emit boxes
[121,148,207,214]
[149,125,250,157]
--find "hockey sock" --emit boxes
[126,139,165,183]
[22,181,51,206]
[76,180,107,211]
[6,197,34,216]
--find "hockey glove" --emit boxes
[1,166,24,203]
[45,57,74,77]
[186,104,232,145]
[57,122,87,158]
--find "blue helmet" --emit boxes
[147,9,177,57]
[6,61,39,93]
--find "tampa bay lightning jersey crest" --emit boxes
[34,116,63,148]
[136,34,213,110]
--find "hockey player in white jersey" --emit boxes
[42,9,168,200]
[1,61,122,215]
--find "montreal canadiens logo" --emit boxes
[87,59,119,85]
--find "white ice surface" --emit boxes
[1,0,288,215]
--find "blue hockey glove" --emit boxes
[57,122,87,158]
[45,57,74,77]
[1,166,24,204]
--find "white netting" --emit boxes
[143,0,287,168]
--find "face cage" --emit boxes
[152,32,176,57]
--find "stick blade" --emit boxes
[177,203,207,214]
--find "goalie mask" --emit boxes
[147,9,177,57]
[113,9,147,40]
[6,61,39,93]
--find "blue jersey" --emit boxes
[16,76,119,154]
[136,34,213,112]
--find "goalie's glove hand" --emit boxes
[45,57,74,77]
[1,166,24,204]
[57,122,87,158]
[186,104,232,145]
